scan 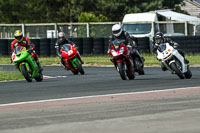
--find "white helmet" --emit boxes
[112,24,122,37]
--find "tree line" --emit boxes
[0,0,187,23]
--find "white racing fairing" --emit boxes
[156,43,187,73]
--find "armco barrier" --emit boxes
[93,38,104,55]
[70,38,83,55]
[40,39,50,56]
[0,39,8,56]
[82,37,93,55]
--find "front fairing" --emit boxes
[61,44,77,59]
[157,43,174,61]
[12,46,39,78]
[12,46,29,63]
[110,40,128,58]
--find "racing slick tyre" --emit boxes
[35,71,43,82]
[127,71,135,80]
[75,60,85,75]
[136,58,145,75]
[117,62,126,80]
[21,64,32,82]
[72,70,79,75]
[170,62,184,79]
[184,66,192,79]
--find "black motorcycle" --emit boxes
[131,49,145,75]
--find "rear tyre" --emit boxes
[72,70,78,75]
[117,62,126,80]
[184,66,192,79]
[135,58,145,75]
[74,60,85,75]
[170,62,184,79]
[35,71,43,82]
[21,64,32,82]
[127,71,135,80]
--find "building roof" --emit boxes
[156,9,200,22]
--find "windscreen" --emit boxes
[158,43,166,52]
[122,23,151,34]
[112,40,125,51]
[61,44,71,51]
[14,46,23,54]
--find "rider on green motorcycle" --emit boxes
[10,30,43,71]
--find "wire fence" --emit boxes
[0,21,199,39]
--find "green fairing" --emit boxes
[14,47,39,78]
[71,57,81,68]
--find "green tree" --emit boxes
[0,0,187,23]
[78,12,108,22]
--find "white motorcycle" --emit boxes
[156,43,192,79]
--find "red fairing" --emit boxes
[109,40,134,73]
[60,44,82,71]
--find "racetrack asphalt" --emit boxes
[0,65,200,133]
[0,65,200,104]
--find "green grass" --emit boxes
[0,69,24,81]
[1,53,200,66]
[0,54,199,81]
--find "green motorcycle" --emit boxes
[11,46,43,82]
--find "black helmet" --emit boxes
[154,32,164,44]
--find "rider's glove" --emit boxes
[27,48,33,54]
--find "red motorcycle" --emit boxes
[60,43,84,75]
[109,39,135,80]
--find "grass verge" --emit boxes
[0,53,199,81]
[0,53,200,66]
[0,70,24,81]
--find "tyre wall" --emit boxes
[0,36,200,56]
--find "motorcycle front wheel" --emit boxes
[74,60,84,75]
[170,62,184,79]
[117,62,126,80]
[21,64,32,82]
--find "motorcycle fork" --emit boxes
[19,62,31,72]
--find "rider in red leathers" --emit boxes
[55,32,84,68]
[10,30,43,71]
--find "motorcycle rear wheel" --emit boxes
[184,66,192,79]
[35,71,43,82]
[21,64,32,82]
[170,62,184,79]
[135,58,145,75]
[117,62,126,80]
